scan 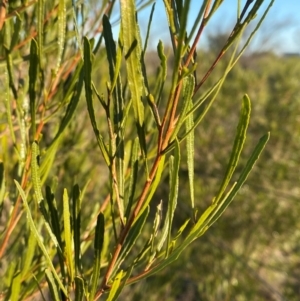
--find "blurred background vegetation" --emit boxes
[0,0,299,300]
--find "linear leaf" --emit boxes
[156,40,167,103]
[135,155,165,222]
[149,201,163,254]
[5,45,18,100]
[45,186,66,279]
[0,162,5,214]
[37,0,44,68]
[120,0,145,126]
[32,142,61,250]
[109,266,134,301]
[112,31,123,92]
[166,139,180,256]
[10,13,22,51]
[21,225,37,278]
[56,0,66,73]
[168,0,190,96]
[75,276,85,301]
[106,270,124,301]
[185,90,195,209]
[3,64,16,146]
[83,37,110,166]
[45,269,61,301]
[213,94,251,204]
[72,184,82,275]
[124,138,139,221]
[116,206,149,271]
[89,213,105,301]
[103,15,125,224]
[205,133,270,228]
[103,14,117,86]
[31,141,43,203]
[40,64,84,179]
[63,189,74,282]
[10,271,21,301]
[170,75,195,141]
[14,181,68,297]
[29,39,38,138]
[143,3,156,54]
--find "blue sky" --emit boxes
[130,0,300,54]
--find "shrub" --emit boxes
[0,0,276,300]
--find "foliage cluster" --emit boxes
[1,0,297,300]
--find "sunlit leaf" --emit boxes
[120,0,145,127]
[63,189,74,282]
[14,181,68,297]
[89,213,105,301]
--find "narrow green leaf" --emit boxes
[83,37,110,166]
[156,40,167,103]
[10,271,21,301]
[10,13,22,51]
[45,186,66,279]
[116,207,149,271]
[143,2,156,54]
[5,43,18,99]
[168,0,190,95]
[32,272,47,301]
[57,0,66,73]
[3,65,16,145]
[0,161,5,214]
[166,139,180,255]
[40,64,84,179]
[125,138,139,220]
[109,266,134,301]
[189,133,270,239]
[163,0,176,34]
[147,94,161,127]
[106,270,124,301]
[147,201,163,265]
[103,15,125,224]
[213,94,251,204]
[170,75,195,141]
[32,143,61,250]
[177,36,243,148]
[45,186,62,248]
[37,0,44,68]
[29,39,39,138]
[75,276,85,301]
[173,218,190,243]
[63,189,74,282]
[120,0,145,126]
[14,181,68,297]
[205,133,270,228]
[103,14,117,86]
[71,1,83,58]
[31,144,63,265]
[111,32,123,92]
[21,225,37,278]
[31,141,43,204]
[135,155,166,222]
[5,260,17,291]
[89,213,105,301]
[72,184,82,275]
[45,269,61,301]
[185,90,195,209]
